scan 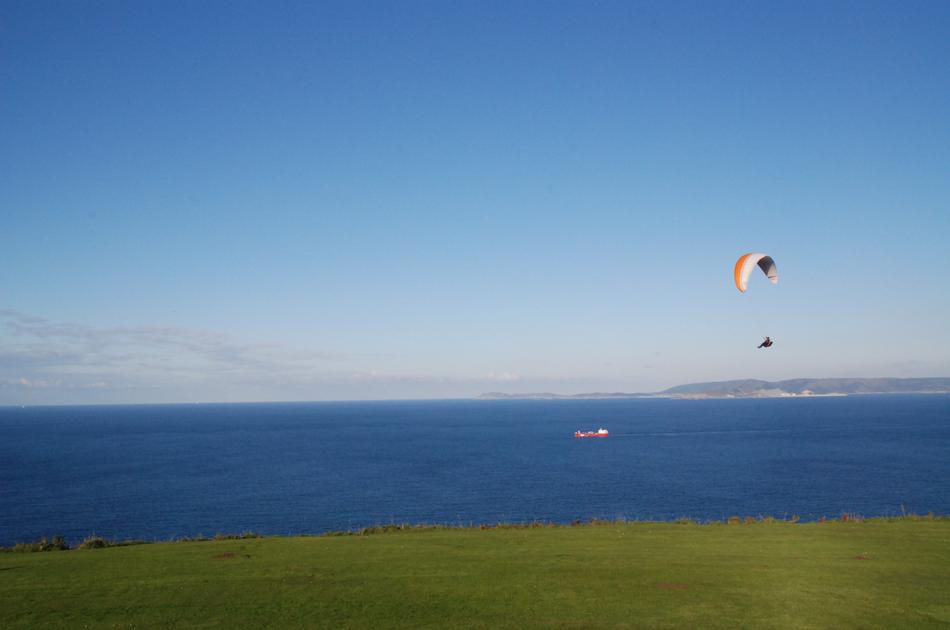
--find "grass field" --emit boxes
[2,520,949,628]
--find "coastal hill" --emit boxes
[478,377,950,400]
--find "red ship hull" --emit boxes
[574,430,609,438]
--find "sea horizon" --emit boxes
[6,375,950,408]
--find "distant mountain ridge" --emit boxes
[477,377,950,400]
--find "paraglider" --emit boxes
[734,253,777,293]
[734,252,779,350]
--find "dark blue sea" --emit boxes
[1,396,948,545]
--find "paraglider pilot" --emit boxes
[757,337,773,349]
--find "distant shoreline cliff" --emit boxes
[477,377,950,400]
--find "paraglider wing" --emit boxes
[734,253,778,292]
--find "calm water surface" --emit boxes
[1,396,948,544]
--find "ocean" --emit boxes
[1,395,948,545]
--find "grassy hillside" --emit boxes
[2,520,949,628]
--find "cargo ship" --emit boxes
[574,428,609,438]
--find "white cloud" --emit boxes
[487,371,520,382]
[1,310,631,404]
[0,309,346,398]
[0,310,555,403]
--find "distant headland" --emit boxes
[477,377,950,400]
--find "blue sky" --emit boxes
[2,1,949,403]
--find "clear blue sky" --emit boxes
[2,1,949,403]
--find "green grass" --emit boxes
[2,521,949,628]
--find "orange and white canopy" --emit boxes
[734,253,777,292]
